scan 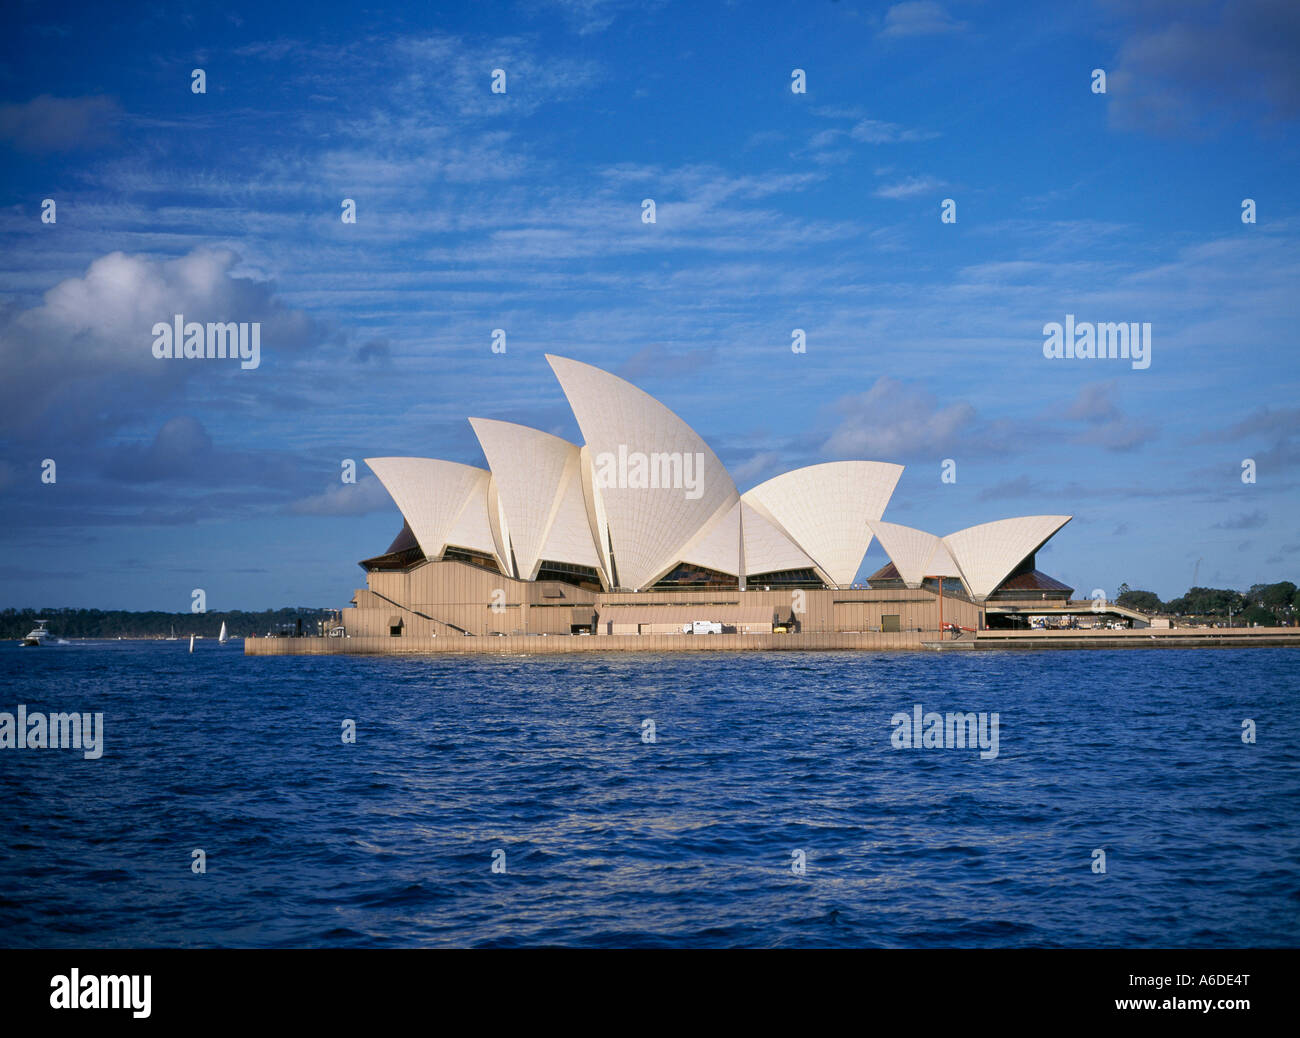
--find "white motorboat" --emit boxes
[20,619,50,647]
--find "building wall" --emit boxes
[248,625,1300,656]
[338,560,983,641]
[250,630,937,655]
[350,561,597,638]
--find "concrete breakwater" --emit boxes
[244,627,1300,655]
[924,628,1300,650]
[245,631,929,654]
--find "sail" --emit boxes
[218,622,228,644]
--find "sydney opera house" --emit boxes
[330,355,1081,645]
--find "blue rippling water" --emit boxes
[1,641,1297,948]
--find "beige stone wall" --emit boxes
[829,591,979,634]
[350,560,596,639]
[247,625,1300,656]
[336,559,986,644]
[247,630,933,655]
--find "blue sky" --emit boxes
[1,0,1297,610]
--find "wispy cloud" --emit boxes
[288,477,392,516]
[1106,0,1300,135]
[1213,510,1267,530]
[522,0,663,36]
[849,118,939,144]
[1060,382,1156,452]
[822,378,993,460]
[0,94,121,152]
[878,2,968,38]
[874,175,947,199]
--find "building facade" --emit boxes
[338,356,1076,641]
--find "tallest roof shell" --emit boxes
[546,354,739,590]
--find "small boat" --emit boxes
[218,621,228,644]
[165,625,178,641]
[189,634,195,653]
[20,619,50,647]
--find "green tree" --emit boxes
[1241,605,1276,627]
[1117,589,1163,614]
[1259,581,1296,612]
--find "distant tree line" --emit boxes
[0,607,337,640]
[1116,581,1298,626]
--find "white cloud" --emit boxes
[874,175,946,199]
[289,477,392,516]
[822,377,981,459]
[849,119,938,144]
[879,2,968,38]
[1106,0,1300,134]
[0,247,320,443]
[0,94,120,152]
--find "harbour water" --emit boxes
[1,641,1296,947]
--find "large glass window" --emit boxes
[651,563,739,589]
[443,546,502,574]
[746,568,824,589]
[535,561,603,592]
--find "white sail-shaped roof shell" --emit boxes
[742,502,816,576]
[924,540,963,579]
[470,418,601,581]
[537,449,604,577]
[743,461,903,587]
[443,468,499,559]
[578,445,614,586]
[864,519,964,588]
[942,515,1072,599]
[487,477,514,576]
[547,354,740,590]
[366,457,500,567]
[680,499,741,577]
[865,519,943,588]
[681,500,820,580]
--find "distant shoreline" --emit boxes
[5,635,246,642]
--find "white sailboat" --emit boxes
[189,633,195,653]
[218,621,229,644]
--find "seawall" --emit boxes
[244,627,1300,655]
[926,627,1300,650]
